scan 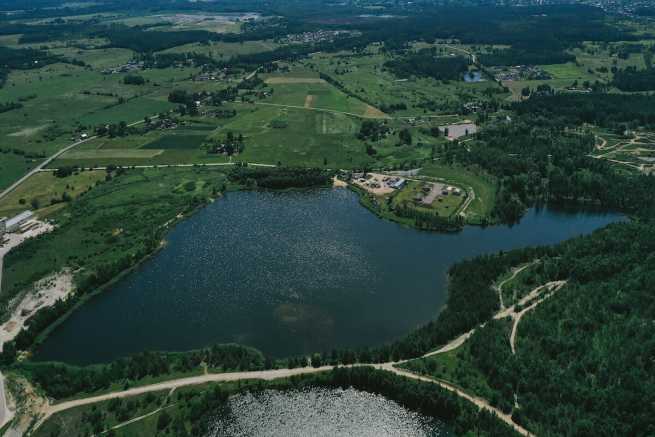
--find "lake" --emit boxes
[35,188,624,364]
[206,387,449,437]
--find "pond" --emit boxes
[463,71,484,82]
[35,188,624,364]
[206,387,450,437]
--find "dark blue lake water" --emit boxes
[35,188,624,364]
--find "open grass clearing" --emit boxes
[419,164,496,224]
[59,149,165,159]
[0,171,106,219]
[392,180,464,219]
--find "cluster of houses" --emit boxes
[440,122,478,140]
[351,172,407,194]
[490,65,551,82]
[0,211,35,240]
[194,69,229,82]
[282,30,355,45]
[101,60,144,75]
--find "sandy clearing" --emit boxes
[0,220,54,264]
[61,149,164,160]
[264,77,326,85]
[0,270,73,352]
[304,94,315,108]
[332,176,348,188]
[352,172,397,195]
[7,125,49,137]
[363,104,390,119]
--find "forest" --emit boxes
[444,95,655,222]
[480,47,575,67]
[409,222,655,437]
[612,66,655,92]
[513,93,655,129]
[384,49,470,81]
[17,344,265,399]
[228,166,331,189]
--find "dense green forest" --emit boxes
[228,166,331,189]
[612,66,655,91]
[513,93,655,129]
[406,222,655,436]
[17,344,264,399]
[480,47,575,67]
[384,49,470,81]
[444,93,655,222]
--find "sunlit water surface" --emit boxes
[206,388,450,437]
[35,188,624,364]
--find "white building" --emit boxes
[6,210,34,232]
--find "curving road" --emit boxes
[0,117,152,202]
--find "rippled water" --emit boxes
[35,188,624,364]
[207,388,449,437]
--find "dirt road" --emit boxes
[30,271,561,436]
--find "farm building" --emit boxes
[6,210,34,232]
[440,123,478,140]
[388,178,406,190]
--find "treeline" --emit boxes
[18,343,264,399]
[514,93,655,129]
[393,203,464,232]
[228,166,331,189]
[0,46,60,86]
[95,25,219,52]
[480,47,575,67]
[315,367,521,436]
[0,101,22,113]
[384,49,470,81]
[381,246,552,360]
[612,66,655,92]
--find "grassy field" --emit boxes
[391,180,464,218]
[402,342,495,401]
[0,153,39,192]
[301,46,507,117]
[419,163,496,223]
[261,76,376,117]
[161,40,279,58]
[0,170,106,219]
[0,59,179,190]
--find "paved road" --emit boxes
[0,117,153,202]
[0,136,97,202]
[0,371,14,431]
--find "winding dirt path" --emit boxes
[21,263,559,437]
[30,361,534,437]
[508,281,566,354]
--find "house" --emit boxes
[389,178,406,190]
[6,210,34,232]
